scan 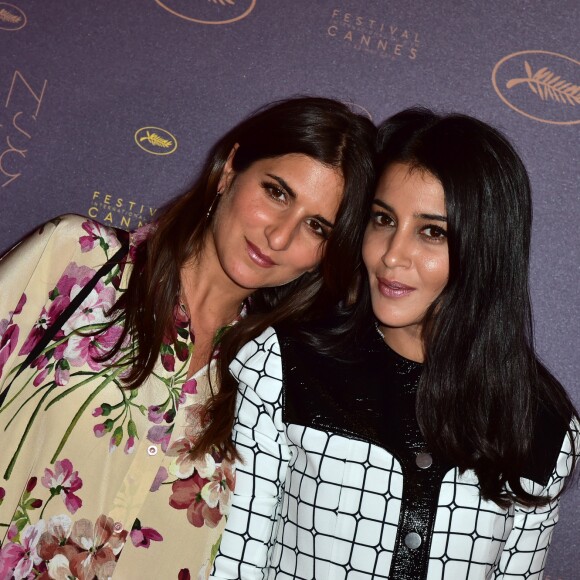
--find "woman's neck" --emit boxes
[180,232,251,333]
[378,324,425,363]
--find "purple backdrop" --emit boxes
[0,2,578,577]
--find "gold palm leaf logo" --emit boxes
[0,3,26,30]
[139,130,173,149]
[492,50,580,125]
[155,0,255,25]
[0,7,20,22]
[134,127,178,156]
[506,62,580,106]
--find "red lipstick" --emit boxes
[246,239,276,268]
[377,278,416,298]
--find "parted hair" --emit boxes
[104,97,377,458]
[373,107,578,506]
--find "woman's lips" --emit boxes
[246,239,276,268]
[377,277,416,298]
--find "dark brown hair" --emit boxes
[105,97,377,458]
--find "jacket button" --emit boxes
[415,452,433,469]
[404,532,422,550]
[113,521,123,532]
[147,445,158,456]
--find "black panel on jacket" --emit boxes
[277,324,568,489]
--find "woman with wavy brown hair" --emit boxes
[0,97,376,579]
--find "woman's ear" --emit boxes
[217,143,239,193]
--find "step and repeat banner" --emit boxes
[0,2,578,576]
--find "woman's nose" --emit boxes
[381,230,412,268]
[265,219,297,251]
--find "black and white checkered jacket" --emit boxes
[211,326,578,579]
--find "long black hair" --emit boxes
[373,107,578,506]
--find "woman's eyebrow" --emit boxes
[417,213,447,222]
[372,199,391,211]
[372,199,447,222]
[268,173,335,229]
[266,174,296,198]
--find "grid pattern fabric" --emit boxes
[210,328,578,580]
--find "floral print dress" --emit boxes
[0,215,235,580]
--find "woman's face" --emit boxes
[210,151,344,292]
[362,162,449,360]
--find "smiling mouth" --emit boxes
[377,278,416,298]
[246,239,276,268]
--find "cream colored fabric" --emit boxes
[0,215,232,580]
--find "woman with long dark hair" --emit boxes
[210,108,579,579]
[0,97,376,579]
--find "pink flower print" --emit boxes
[67,515,126,580]
[55,264,97,299]
[181,377,198,396]
[32,366,50,387]
[0,323,19,379]
[178,569,191,580]
[26,476,38,493]
[79,220,119,254]
[124,436,136,454]
[93,423,107,438]
[41,459,83,514]
[0,316,8,338]
[161,351,175,373]
[37,514,79,565]
[129,520,163,548]
[13,293,27,316]
[46,554,75,580]
[54,358,71,386]
[201,463,235,516]
[128,222,156,261]
[167,437,198,479]
[129,528,161,548]
[61,284,116,334]
[63,324,123,371]
[6,523,18,541]
[0,521,45,580]
[149,466,168,492]
[169,474,222,528]
[109,427,123,453]
[147,405,164,424]
[0,293,26,373]
[31,355,50,387]
[146,424,172,453]
[18,309,50,356]
[0,487,5,505]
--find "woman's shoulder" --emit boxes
[229,327,283,398]
[48,214,126,252]
[3,214,125,262]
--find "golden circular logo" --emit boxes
[0,3,27,31]
[154,0,256,25]
[134,127,178,156]
[492,50,580,125]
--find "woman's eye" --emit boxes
[263,182,287,203]
[305,219,327,238]
[422,225,447,240]
[370,212,394,227]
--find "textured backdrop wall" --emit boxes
[0,2,578,577]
